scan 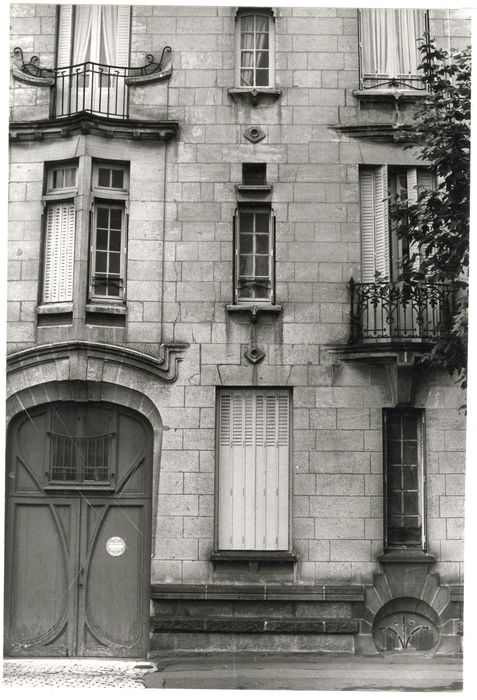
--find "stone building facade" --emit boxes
[6,4,468,657]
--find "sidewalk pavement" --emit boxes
[2,653,464,691]
[2,659,156,688]
[144,652,464,692]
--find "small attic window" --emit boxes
[242,163,267,185]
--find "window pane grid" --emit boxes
[385,411,422,547]
[238,210,271,301]
[93,205,123,297]
[240,14,270,87]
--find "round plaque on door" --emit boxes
[106,536,127,557]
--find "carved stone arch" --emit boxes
[5,340,189,558]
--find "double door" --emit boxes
[4,403,152,657]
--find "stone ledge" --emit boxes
[151,584,365,602]
[228,87,282,106]
[9,111,180,142]
[211,550,297,562]
[152,617,359,635]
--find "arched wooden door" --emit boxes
[4,402,153,657]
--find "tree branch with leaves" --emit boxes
[392,37,470,389]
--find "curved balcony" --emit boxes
[13,47,172,120]
[348,279,452,345]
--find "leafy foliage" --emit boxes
[392,37,470,389]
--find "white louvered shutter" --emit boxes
[115,5,131,66]
[360,166,390,281]
[56,4,73,67]
[43,203,75,303]
[218,389,289,551]
[360,168,377,283]
[374,165,390,278]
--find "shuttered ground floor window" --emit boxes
[217,388,290,551]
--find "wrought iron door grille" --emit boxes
[348,280,452,343]
[49,432,115,483]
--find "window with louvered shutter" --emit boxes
[360,166,390,282]
[217,388,290,551]
[360,166,436,282]
[43,202,76,303]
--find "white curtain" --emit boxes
[72,5,119,66]
[72,5,93,65]
[361,9,423,78]
[100,5,118,65]
[240,14,270,86]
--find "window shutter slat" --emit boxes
[115,5,131,66]
[43,203,75,303]
[56,4,73,67]
[218,389,289,551]
[417,169,435,193]
[374,164,390,278]
[360,168,377,282]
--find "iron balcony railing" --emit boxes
[55,61,130,119]
[13,47,172,120]
[348,279,452,344]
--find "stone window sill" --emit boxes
[236,184,272,193]
[85,303,126,315]
[226,303,282,316]
[354,89,429,103]
[378,550,436,564]
[228,87,281,105]
[37,302,73,315]
[211,550,297,562]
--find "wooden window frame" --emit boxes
[235,9,276,89]
[383,408,426,551]
[234,205,276,304]
[215,387,292,553]
[40,160,80,306]
[88,161,129,304]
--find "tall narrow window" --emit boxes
[234,207,275,303]
[235,10,275,88]
[384,409,425,550]
[359,9,427,90]
[89,162,128,302]
[217,389,290,551]
[42,162,78,304]
[56,4,131,118]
